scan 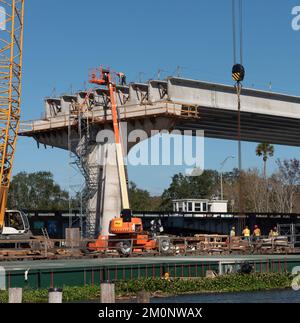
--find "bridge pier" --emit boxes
[76,133,122,237]
[96,143,121,237]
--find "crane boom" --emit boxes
[89,68,130,211]
[0,0,25,231]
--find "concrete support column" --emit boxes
[100,144,122,236]
[85,142,121,237]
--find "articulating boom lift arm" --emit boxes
[88,68,169,255]
[89,68,130,213]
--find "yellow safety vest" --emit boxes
[254,229,261,237]
[243,229,250,237]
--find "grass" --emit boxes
[0,273,296,303]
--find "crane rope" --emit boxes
[232,0,244,66]
[232,0,245,227]
[232,0,237,64]
[239,0,244,66]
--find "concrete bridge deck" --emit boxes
[21,77,300,146]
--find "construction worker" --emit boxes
[242,226,251,242]
[272,226,279,237]
[117,72,127,86]
[230,226,236,238]
[103,71,109,84]
[253,225,261,242]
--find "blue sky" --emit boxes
[15,0,300,195]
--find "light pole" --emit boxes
[220,156,235,200]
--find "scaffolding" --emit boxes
[67,95,103,238]
[67,103,85,235]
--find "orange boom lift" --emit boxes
[88,68,170,255]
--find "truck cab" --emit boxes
[1,210,31,239]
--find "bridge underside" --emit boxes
[176,107,300,146]
[24,110,300,148]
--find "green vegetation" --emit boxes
[161,170,220,209]
[7,171,78,211]
[255,143,275,178]
[7,157,300,213]
[128,182,162,211]
[0,273,295,303]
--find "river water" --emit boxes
[150,289,300,303]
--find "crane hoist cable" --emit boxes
[231,0,245,222]
[231,0,245,171]
[232,0,245,83]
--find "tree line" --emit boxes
[6,172,162,211]
[7,157,300,213]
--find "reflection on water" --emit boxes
[151,289,300,303]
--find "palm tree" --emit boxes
[256,143,275,178]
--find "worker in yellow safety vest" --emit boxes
[230,226,236,238]
[242,226,251,242]
[253,225,261,242]
[269,227,279,238]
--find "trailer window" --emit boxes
[178,202,183,212]
[195,203,201,212]
[188,202,193,212]
[203,203,207,212]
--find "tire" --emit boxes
[117,240,132,256]
[159,237,171,254]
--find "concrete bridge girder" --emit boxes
[41,77,300,147]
